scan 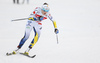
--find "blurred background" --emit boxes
[0,0,100,63]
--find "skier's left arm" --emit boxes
[48,14,59,34]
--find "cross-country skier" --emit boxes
[12,3,59,55]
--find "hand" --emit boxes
[38,16,44,21]
[54,28,59,34]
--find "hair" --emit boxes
[43,3,48,5]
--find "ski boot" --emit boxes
[6,48,20,56]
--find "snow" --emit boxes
[0,0,100,63]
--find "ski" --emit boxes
[6,52,36,58]
[19,52,36,58]
[6,52,16,56]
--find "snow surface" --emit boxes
[0,0,100,63]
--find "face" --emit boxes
[41,10,48,15]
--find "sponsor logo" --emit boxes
[26,26,30,29]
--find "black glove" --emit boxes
[54,28,59,34]
[38,16,44,21]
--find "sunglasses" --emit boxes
[42,8,49,12]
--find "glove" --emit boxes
[28,17,37,21]
[54,28,59,34]
[38,16,44,21]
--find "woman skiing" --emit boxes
[8,3,59,55]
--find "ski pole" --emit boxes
[56,34,59,44]
[11,18,28,21]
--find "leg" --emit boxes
[17,21,33,49]
[17,32,29,48]
[29,26,42,49]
